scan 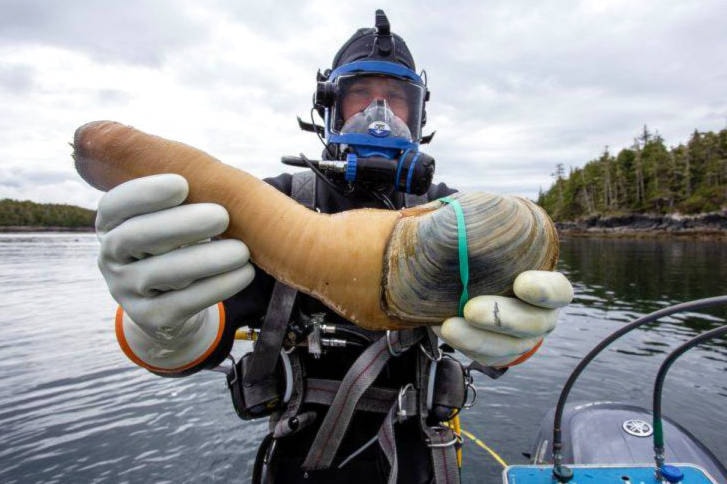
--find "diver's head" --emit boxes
[314,9,429,159]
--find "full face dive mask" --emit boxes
[284,9,435,195]
[285,73,434,195]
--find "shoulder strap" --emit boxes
[302,329,426,471]
[242,172,316,392]
[243,282,298,386]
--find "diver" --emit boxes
[94,10,574,483]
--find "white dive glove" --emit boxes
[96,174,255,373]
[434,270,574,368]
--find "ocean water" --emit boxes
[0,233,725,483]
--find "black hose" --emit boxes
[367,188,396,210]
[550,295,727,476]
[333,325,376,344]
[652,324,727,459]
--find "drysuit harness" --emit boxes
[225,171,488,483]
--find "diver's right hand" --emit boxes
[96,174,254,372]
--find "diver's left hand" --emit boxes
[433,270,573,367]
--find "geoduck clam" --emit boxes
[73,121,559,331]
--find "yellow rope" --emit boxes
[446,419,508,469]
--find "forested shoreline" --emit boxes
[538,126,726,238]
[0,199,95,231]
[538,127,726,217]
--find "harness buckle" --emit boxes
[419,342,443,362]
[397,383,415,420]
[426,427,461,448]
[226,350,294,421]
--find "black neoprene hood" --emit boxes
[331,10,416,71]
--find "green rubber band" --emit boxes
[439,196,470,316]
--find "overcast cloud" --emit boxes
[1,0,725,208]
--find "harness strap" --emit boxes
[417,331,461,484]
[242,171,315,403]
[267,169,319,436]
[378,395,403,484]
[423,424,460,484]
[304,378,413,414]
[375,377,460,484]
[243,283,297,386]
[375,384,420,484]
[302,330,423,470]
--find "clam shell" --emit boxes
[382,192,559,324]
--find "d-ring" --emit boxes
[419,342,443,362]
[386,331,405,357]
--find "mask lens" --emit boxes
[332,74,424,140]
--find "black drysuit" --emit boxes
[186,171,456,483]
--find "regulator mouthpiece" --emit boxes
[340,99,412,158]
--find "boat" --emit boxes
[503,296,727,483]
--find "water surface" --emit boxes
[0,233,724,483]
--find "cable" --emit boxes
[337,434,378,469]
[550,295,727,480]
[310,107,337,160]
[368,188,396,209]
[652,324,727,472]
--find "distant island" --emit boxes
[0,199,95,232]
[538,126,727,239]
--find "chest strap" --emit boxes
[303,378,415,414]
[377,329,460,484]
[302,330,424,471]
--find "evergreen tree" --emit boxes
[539,127,727,219]
[0,199,95,228]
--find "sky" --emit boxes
[1,0,726,209]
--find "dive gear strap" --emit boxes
[243,171,462,482]
[226,283,297,420]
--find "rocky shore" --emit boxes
[556,211,727,239]
[3,212,726,240]
[0,226,94,233]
